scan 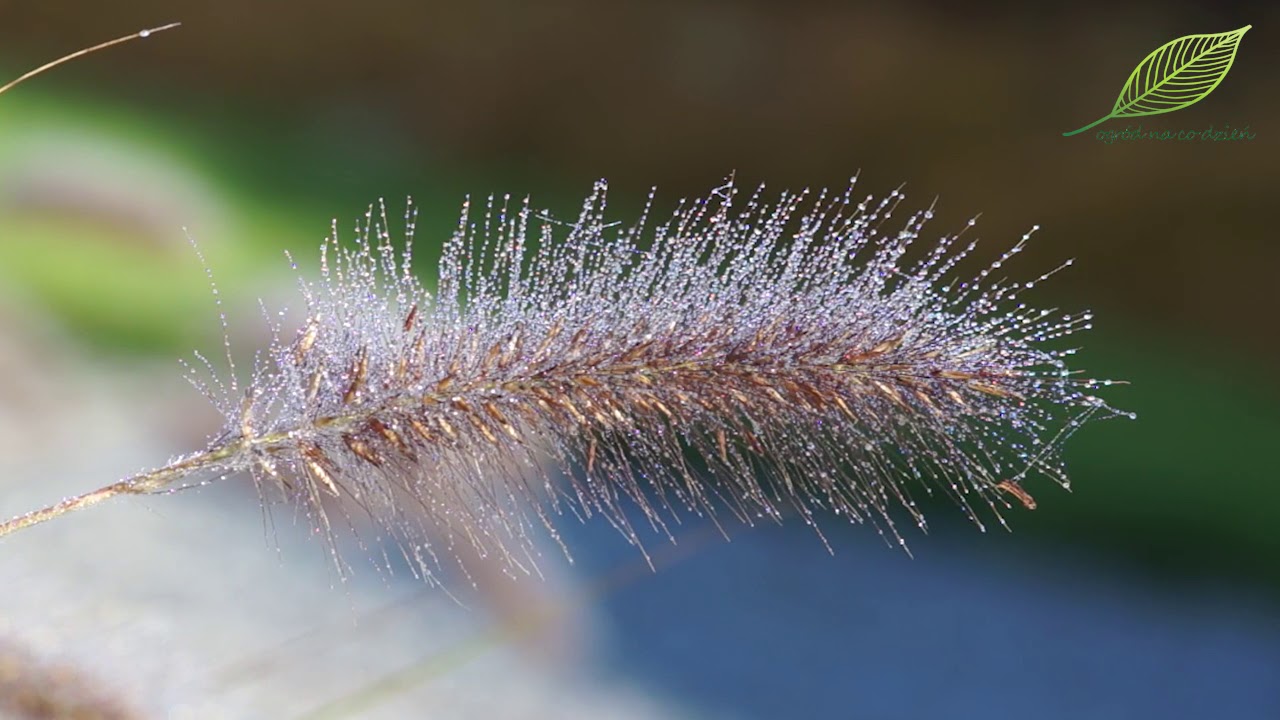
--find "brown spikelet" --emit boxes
[343,433,383,468]
[996,480,1038,510]
[402,303,418,332]
[368,417,412,458]
[295,318,319,362]
[342,347,369,405]
[301,444,341,498]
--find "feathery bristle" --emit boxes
[188,178,1128,582]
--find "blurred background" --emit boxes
[0,2,1277,718]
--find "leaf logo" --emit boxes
[1063,25,1251,136]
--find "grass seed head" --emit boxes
[186,178,1127,582]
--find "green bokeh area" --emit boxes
[1,83,1276,601]
[0,90,462,353]
[0,92,274,352]
[1,218,211,350]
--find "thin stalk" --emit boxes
[0,442,237,539]
[0,22,180,97]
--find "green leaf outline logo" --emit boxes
[1063,25,1251,136]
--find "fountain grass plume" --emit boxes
[0,178,1129,582]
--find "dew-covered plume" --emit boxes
[0,178,1127,582]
